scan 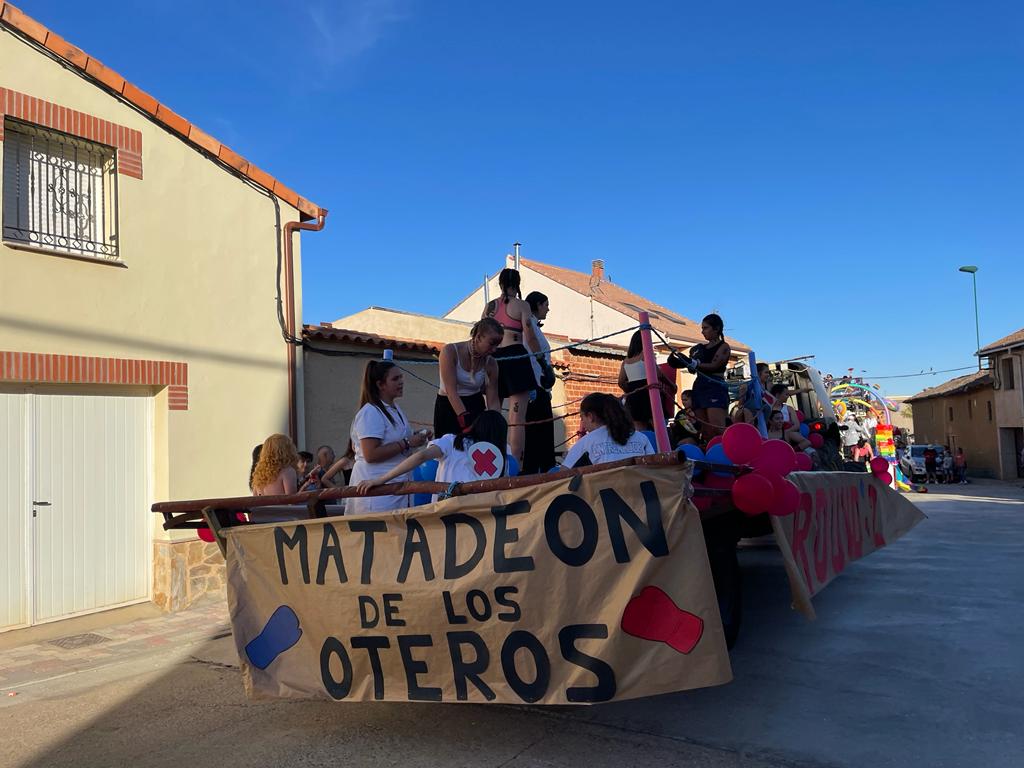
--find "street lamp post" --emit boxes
[958,265,980,370]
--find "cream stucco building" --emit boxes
[0,4,325,629]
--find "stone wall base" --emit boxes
[153,539,226,612]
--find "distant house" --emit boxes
[0,4,325,628]
[906,371,997,477]
[977,327,1024,479]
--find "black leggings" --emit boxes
[522,389,555,474]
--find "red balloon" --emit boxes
[197,526,215,543]
[732,472,774,516]
[692,495,711,513]
[752,439,796,476]
[876,471,893,486]
[793,452,813,472]
[870,457,889,475]
[722,422,763,465]
[706,435,723,450]
[808,433,824,449]
[768,478,800,516]
[795,410,806,422]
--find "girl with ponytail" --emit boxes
[562,393,653,468]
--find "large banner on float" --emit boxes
[225,464,732,704]
[771,472,925,619]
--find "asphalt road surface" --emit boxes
[3,481,1021,768]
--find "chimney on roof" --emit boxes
[591,259,604,287]
[513,242,521,272]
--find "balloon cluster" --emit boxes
[869,456,892,486]
[684,423,812,517]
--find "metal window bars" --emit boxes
[2,118,119,261]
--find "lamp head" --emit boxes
[958,265,978,274]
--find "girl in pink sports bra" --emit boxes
[483,267,540,466]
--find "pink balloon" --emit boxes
[876,471,893,486]
[722,422,763,465]
[197,526,215,543]
[870,457,889,475]
[706,435,723,450]
[795,409,806,422]
[793,453,813,472]
[732,472,774,516]
[808,433,824,449]
[768,478,800,516]
[752,439,796,477]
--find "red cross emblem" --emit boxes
[469,442,503,479]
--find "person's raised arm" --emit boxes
[439,344,469,418]
[356,444,444,493]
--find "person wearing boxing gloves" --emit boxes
[434,318,503,438]
[668,313,731,441]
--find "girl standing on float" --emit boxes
[670,313,731,441]
[346,360,431,515]
[434,318,503,437]
[483,268,540,466]
[522,291,557,473]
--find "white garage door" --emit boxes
[0,392,152,630]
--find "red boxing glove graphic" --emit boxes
[621,586,703,655]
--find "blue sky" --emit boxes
[28,0,1023,394]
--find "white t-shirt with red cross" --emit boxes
[429,434,507,502]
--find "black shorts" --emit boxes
[492,344,536,399]
[692,377,728,410]
[434,392,485,437]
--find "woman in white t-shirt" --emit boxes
[562,393,653,469]
[356,411,508,503]
[346,360,431,515]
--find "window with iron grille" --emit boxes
[2,118,119,261]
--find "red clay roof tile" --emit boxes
[978,327,1024,356]
[0,2,324,219]
[906,370,992,402]
[303,325,442,355]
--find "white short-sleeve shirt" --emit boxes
[562,425,653,468]
[347,402,413,515]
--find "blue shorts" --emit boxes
[693,378,728,410]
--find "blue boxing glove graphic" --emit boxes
[245,605,302,670]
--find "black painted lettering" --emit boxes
[500,630,551,703]
[442,513,487,579]
[398,635,443,701]
[397,519,435,582]
[358,596,380,629]
[600,481,668,563]
[447,631,495,701]
[348,519,387,584]
[383,593,405,627]
[466,589,492,622]
[491,501,535,573]
[320,636,353,700]
[544,495,598,567]
[494,586,521,622]
[351,636,390,700]
[316,523,347,585]
[442,591,468,624]
[558,624,616,703]
[274,525,309,585]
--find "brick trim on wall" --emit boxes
[0,86,143,179]
[0,351,187,410]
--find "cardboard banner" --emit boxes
[771,472,925,618]
[225,464,732,704]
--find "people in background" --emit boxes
[955,447,967,484]
[316,445,341,488]
[618,330,675,431]
[841,414,863,460]
[248,443,263,492]
[669,313,731,440]
[669,390,702,447]
[562,393,653,468]
[766,410,814,453]
[346,360,431,515]
[357,411,510,503]
[483,268,540,466]
[296,451,315,487]
[250,434,299,496]
[942,447,954,484]
[523,291,557,474]
[852,438,874,466]
[924,445,938,484]
[435,318,502,437]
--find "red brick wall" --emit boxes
[555,348,623,445]
[0,86,143,178]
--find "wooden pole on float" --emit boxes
[638,311,672,452]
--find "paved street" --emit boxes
[2,481,1021,768]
